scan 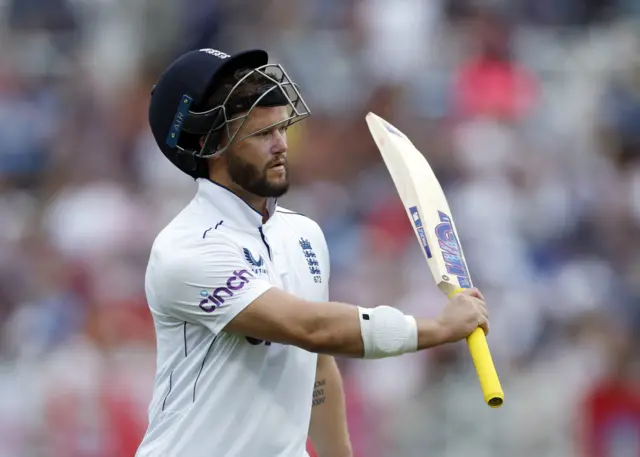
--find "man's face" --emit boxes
[223,106,290,198]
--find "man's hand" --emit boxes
[435,288,489,344]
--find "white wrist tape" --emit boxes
[357,306,418,359]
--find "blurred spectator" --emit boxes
[577,331,640,457]
[599,57,640,169]
[7,0,78,32]
[452,8,539,121]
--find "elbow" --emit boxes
[293,311,335,354]
[299,318,359,356]
[299,326,335,354]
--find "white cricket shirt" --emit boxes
[136,178,330,457]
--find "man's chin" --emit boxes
[266,170,289,193]
[249,177,289,198]
[266,181,289,198]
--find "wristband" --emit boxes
[357,306,418,359]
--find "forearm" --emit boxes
[308,355,352,457]
[226,288,448,358]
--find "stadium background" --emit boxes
[0,0,639,456]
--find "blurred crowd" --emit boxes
[0,0,639,456]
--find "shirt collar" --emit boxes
[196,178,278,229]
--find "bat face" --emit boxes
[365,112,473,296]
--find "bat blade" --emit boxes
[365,112,471,298]
[365,111,504,408]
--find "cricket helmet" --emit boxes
[148,48,310,179]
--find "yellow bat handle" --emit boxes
[448,287,504,408]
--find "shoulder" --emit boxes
[275,207,324,237]
[153,197,239,252]
[151,199,211,246]
[146,230,247,308]
[149,219,243,281]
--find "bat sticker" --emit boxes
[408,206,432,258]
[383,120,407,139]
[435,211,471,288]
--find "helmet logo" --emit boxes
[166,95,193,148]
[199,48,230,59]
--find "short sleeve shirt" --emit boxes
[135,179,330,457]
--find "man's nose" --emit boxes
[272,129,288,154]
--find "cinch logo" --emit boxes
[434,211,471,288]
[199,48,230,59]
[199,269,254,313]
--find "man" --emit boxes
[138,48,489,457]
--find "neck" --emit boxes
[208,172,269,221]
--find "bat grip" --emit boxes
[448,287,504,408]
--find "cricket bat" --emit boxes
[365,112,504,408]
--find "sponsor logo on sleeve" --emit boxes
[199,269,254,313]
